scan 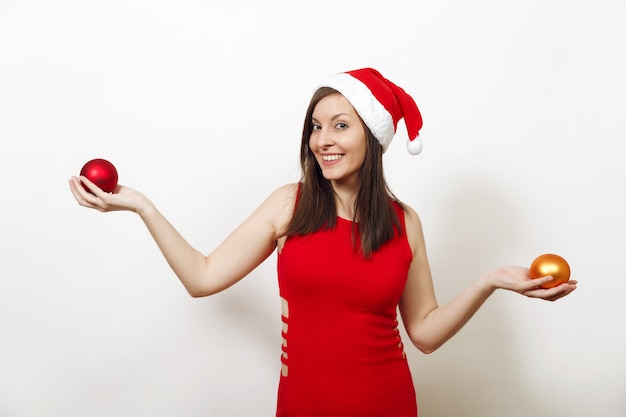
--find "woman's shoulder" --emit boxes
[262,183,300,230]
[400,203,419,221]
[267,182,300,203]
[398,202,425,254]
[400,202,423,229]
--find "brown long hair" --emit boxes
[285,87,405,258]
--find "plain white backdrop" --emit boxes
[1,0,625,416]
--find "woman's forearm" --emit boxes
[137,201,210,296]
[409,276,496,354]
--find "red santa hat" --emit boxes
[316,68,424,155]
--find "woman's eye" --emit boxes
[311,124,321,131]
[336,122,347,129]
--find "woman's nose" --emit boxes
[316,127,334,148]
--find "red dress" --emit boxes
[276,202,417,417]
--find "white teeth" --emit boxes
[322,154,343,161]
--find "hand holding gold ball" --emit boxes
[530,254,571,289]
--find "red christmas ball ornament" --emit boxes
[529,253,571,289]
[80,158,118,193]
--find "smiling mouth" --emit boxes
[322,154,344,161]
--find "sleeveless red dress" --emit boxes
[276,201,417,417]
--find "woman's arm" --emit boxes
[398,206,577,354]
[69,176,298,297]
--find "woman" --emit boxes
[69,68,577,416]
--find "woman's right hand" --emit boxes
[68,175,152,215]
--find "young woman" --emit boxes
[69,68,577,417]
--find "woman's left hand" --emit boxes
[483,266,578,302]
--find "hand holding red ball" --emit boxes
[70,159,151,214]
[80,158,118,194]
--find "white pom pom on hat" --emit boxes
[316,68,424,155]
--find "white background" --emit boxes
[1,0,625,416]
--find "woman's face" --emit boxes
[309,93,367,188]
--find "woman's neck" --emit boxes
[331,180,360,220]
